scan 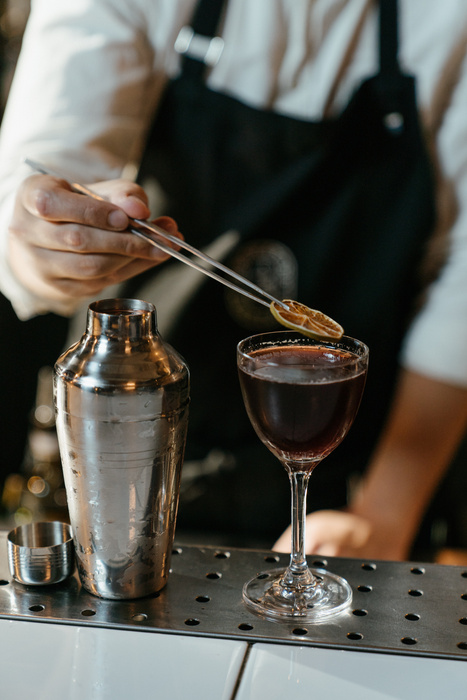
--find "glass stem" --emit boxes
[283,468,314,588]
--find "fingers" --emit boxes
[12,213,180,259]
[8,234,161,303]
[8,226,174,304]
[272,527,291,553]
[8,174,183,304]
[21,175,133,230]
[14,176,181,257]
[91,179,151,220]
[272,510,372,557]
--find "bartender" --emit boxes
[0,0,466,559]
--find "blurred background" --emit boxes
[0,0,29,111]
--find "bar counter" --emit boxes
[0,531,466,698]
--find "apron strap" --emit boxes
[174,0,226,78]
[379,0,400,78]
[189,0,225,36]
[175,0,403,92]
[377,0,406,133]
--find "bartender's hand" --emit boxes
[273,509,378,559]
[7,174,181,308]
[272,509,408,560]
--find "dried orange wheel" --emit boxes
[270,299,344,340]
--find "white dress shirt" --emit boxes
[1,0,467,386]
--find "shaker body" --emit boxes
[54,299,189,599]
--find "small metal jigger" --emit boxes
[7,521,75,586]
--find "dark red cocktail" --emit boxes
[237,330,369,621]
[239,344,366,467]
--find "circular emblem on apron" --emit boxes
[224,240,298,329]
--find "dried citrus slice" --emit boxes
[270,299,344,340]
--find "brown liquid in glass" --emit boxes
[238,344,366,469]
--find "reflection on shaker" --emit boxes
[54,298,190,600]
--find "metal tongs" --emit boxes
[25,159,289,311]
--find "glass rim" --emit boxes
[237,330,369,364]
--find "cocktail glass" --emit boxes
[237,330,369,621]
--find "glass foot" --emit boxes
[242,566,352,622]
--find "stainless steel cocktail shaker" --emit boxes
[54,298,190,599]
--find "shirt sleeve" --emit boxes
[400,43,467,388]
[0,0,161,319]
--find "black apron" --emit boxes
[132,0,436,545]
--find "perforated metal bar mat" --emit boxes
[0,531,466,660]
